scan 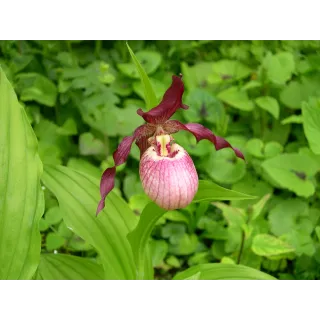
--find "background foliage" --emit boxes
[1,40,320,280]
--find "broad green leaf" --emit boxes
[166,255,181,268]
[302,99,320,154]
[118,51,162,78]
[134,51,162,75]
[39,218,49,232]
[57,220,73,238]
[252,234,295,257]
[161,223,186,240]
[213,202,246,228]
[240,247,263,269]
[231,173,273,209]
[173,263,276,280]
[193,180,256,202]
[150,239,168,267]
[197,218,228,240]
[44,206,63,225]
[116,106,145,136]
[246,139,283,159]
[126,43,158,110]
[79,132,104,156]
[261,153,319,197]
[264,142,283,158]
[268,199,309,236]
[45,233,65,251]
[208,59,251,84]
[281,115,303,125]
[211,241,228,259]
[255,96,279,119]
[246,138,264,158]
[282,230,315,257]
[127,202,166,280]
[123,173,144,199]
[188,252,210,266]
[41,165,138,280]
[118,104,145,136]
[242,80,262,91]
[169,233,198,256]
[110,76,133,96]
[0,67,44,280]
[67,158,101,180]
[34,254,104,280]
[280,77,320,109]
[183,272,201,280]
[263,118,291,145]
[180,61,214,91]
[173,131,212,157]
[16,73,57,107]
[220,257,236,264]
[264,52,295,85]
[57,118,78,136]
[128,193,150,215]
[80,93,120,136]
[9,54,33,74]
[205,146,247,184]
[217,86,254,111]
[183,88,225,124]
[163,210,189,224]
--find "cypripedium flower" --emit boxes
[96,75,244,215]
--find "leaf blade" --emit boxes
[126,43,158,110]
[302,99,320,154]
[41,165,138,280]
[0,67,44,280]
[127,202,166,280]
[173,263,276,280]
[252,234,295,257]
[34,254,104,280]
[193,180,256,202]
[255,96,279,119]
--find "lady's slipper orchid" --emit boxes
[96,74,244,215]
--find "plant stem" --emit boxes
[237,231,245,264]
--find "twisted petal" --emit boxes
[164,120,245,160]
[137,75,188,124]
[96,124,151,215]
[97,167,116,214]
[135,136,150,158]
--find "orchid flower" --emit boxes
[96,74,244,215]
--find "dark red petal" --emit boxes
[96,167,116,216]
[113,136,136,166]
[96,134,134,216]
[96,124,153,215]
[135,136,150,158]
[164,120,245,160]
[137,75,188,124]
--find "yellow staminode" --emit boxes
[156,134,171,157]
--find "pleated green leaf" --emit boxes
[193,180,256,202]
[127,42,158,110]
[34,254,104,280]
[173,263,276,280]
[127,202,165,280]
[41,165,138,280]
[0,67,44,280]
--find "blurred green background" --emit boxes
[1,40,320,279]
